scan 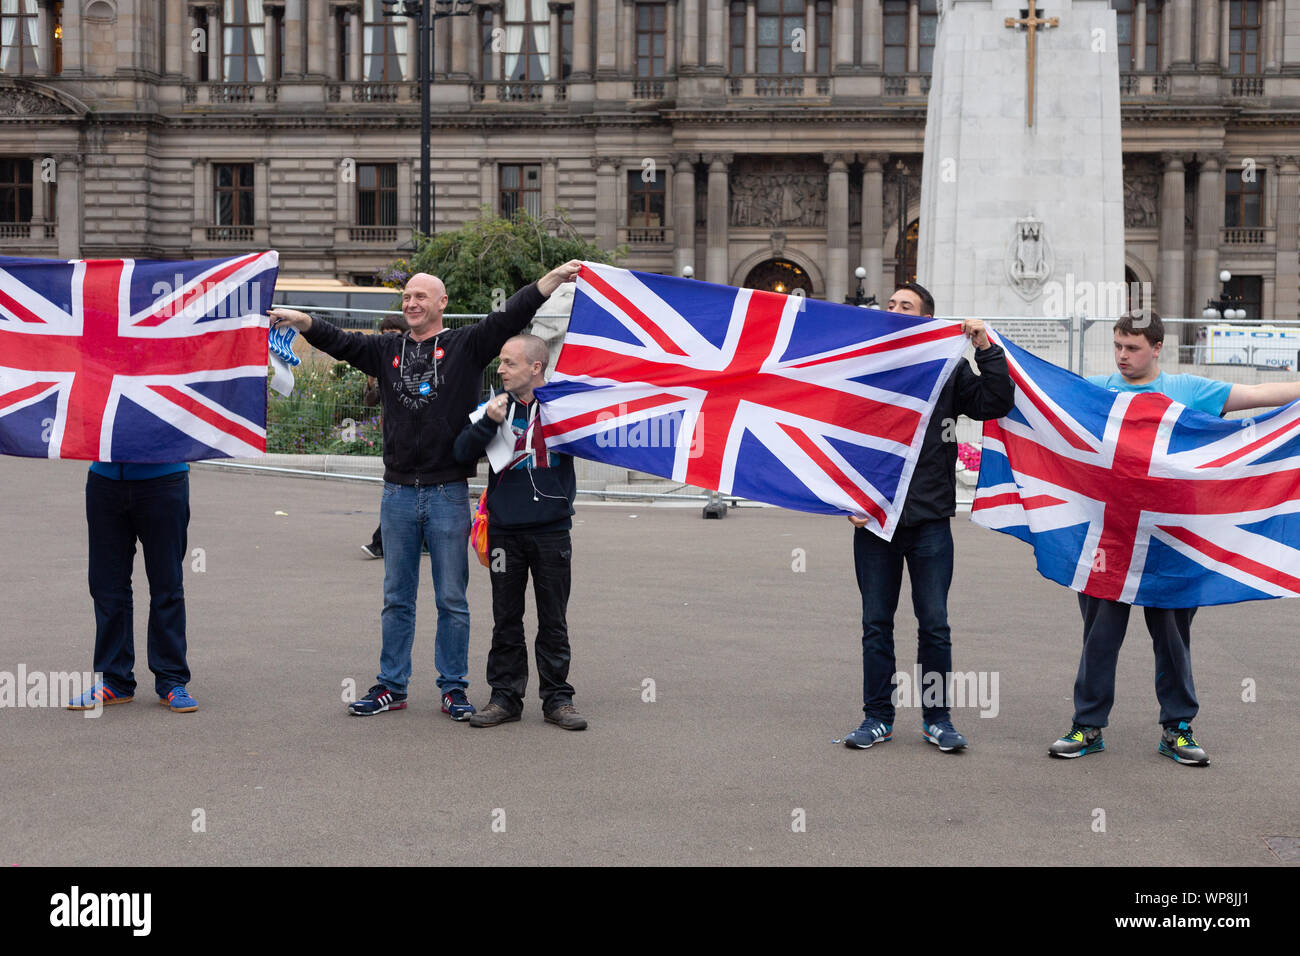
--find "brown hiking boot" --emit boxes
[469,701,521,728]
[544,703,588,731]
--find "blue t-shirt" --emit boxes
[1086,372,1232,416]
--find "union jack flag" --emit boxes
[535,264,969,536]
[973,331,1300,607]
[0,252,278,462]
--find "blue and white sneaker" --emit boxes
[441,688,475,721]
[349,683,407,716]
[66,682,132,710]
[922,719,968,752]
[160,686,198,713]
[844,716,893,749]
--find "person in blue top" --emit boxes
[67,462,197,713]
[1049,311,1300,765]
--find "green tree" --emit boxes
[380,209,623,313]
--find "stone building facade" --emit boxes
[2,0,1299,319]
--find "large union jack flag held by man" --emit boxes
[536,264,969,537]
[973,331,1300,607]
[0,252,277,462]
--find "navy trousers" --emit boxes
[86,471,190,698]
[1073,594,1198,729]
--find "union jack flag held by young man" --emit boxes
[535,263,969,537]
[0,251,278,462]
[973,331,1300,608]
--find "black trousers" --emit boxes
[86,471,190,698]
[486,530,574,713]
[1074,594,1198,729]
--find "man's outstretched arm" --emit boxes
[1222,380,1300,414]
[268,308,384,379]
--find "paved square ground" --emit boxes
[1,458,1295,866]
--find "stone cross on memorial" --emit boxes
[1004,0,1059,127]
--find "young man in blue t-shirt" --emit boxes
[1050,311,1300,766]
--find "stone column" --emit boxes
[680,0,698,69]
[596,0,618,76]
[1133,0,1146,71]
[704,153,730,284]
[206,3,222,82]
[56,154,82,259]
[621,0,635,75]
[306,0,327,77]
[573,0,594,78]
[744,0,756,73]
[834,0,854,70]
[804,2,817,72]
[594,157,619,250]
[1265,0,1279,71]
[1160,0,1173,70]
[30,157,46,232]
[408,18,418,79]
[349,4,363,81]
[548,2,562,80]
[1158,154,1186,318]
[326,6,339,78]
[1196,0,1218,68]
[193,159,207,226]
[396,161,412,226]
[664,0,677,73]
[430,17,443,79]
[825,154,850,302]
[906,0,918,72]
[255,158,270,225]
[705,0,724,69]
[1273,156,1299,320]
[673,154,696,275]
[861,154,885,299]
[542,158,558,215]
[1220,1,1231,67]
[1171,0,1193,67]
[449,10,470,76]
[59,0,81,76]
[861,0,880,69]
[282,0,303,78]
[480,158,495,209]
[1193,153,1223,320]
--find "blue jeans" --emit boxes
[378,481,472,695]
[854,518,955,725]
[86,471,190,698]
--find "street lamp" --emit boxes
[1203,269,1248,321]
[680,265,694,279]
[380,0,476,238]
[845,265,878,308]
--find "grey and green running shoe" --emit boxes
[1158,721,1209,766]
[1049,723,1105,758]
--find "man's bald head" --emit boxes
[401,272,449,340]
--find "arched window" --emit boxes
[504,0,549,81]
[0,0,41,74]
[755,0,802,75]
[362,0,406,81]
[223,0,266,82]
[1228,0,1262,75]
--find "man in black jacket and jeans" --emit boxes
[269,261,581,718]
[843,281,1014,753]
[453,333,585,730]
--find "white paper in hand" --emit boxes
[468,389,518,473]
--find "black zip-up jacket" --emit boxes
[302,283,547,485]
[453,397,576,534]
[899,343,1015,527]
